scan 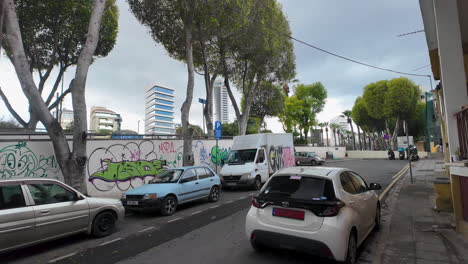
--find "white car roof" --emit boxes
[274,166,345,179]
[0,178,62,184]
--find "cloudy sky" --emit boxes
[0,0,433,133]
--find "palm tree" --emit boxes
[323,122,330,147]
[330,123,340,146]
[341,110,356,150]
[318,123,326,146]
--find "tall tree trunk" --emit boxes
[4,0,107,192]
[181,23,195,166]
[326,128,329,147]
[357,126,362,150]
[349,119,356,150]
[391,117,400,150]
[0,0,5,54]
[200,40,216,137]
[333,130,337,146]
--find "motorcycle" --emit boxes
[387,149,395,160]
[398,147,405,160]
[409,145,419,161]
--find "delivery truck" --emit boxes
[219,133,295,190]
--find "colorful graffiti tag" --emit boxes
[269,146,294,172]
[0,141,60,179]
[193,141,210,166]
[87,141,167,191]
[210,146,231,165]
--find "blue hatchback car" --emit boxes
[121,166,221,215]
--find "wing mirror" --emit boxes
[368,183,382,191]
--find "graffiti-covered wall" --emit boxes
[0,139,232,198]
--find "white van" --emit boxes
[220,133,295,190]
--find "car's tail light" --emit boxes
[316,200,345,217]
[252,197,261,208]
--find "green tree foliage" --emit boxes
[280,83,327,142]
[241,81,285,131]
[1,0,118,129]
[0,117,21,129]
[362,80,388,120]
[176,125,204,137]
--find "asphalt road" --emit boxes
[2,159,406,264]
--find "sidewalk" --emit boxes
[376,159,468,264]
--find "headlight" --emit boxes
[242,173,251,179]
[121,193,127,200]
[142,193,158,200]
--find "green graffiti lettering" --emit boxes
[89,159,166,182]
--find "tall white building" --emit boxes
[145,85,176,135]
[212,79,229,124]
[90,106,122,132]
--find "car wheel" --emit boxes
[160,196,177,216]
[92,211,116,238]
[253,176,262,190]
[208,186,220,202]
[311,160,318,166]
[250,234,265,252]
[374,204,381,230]
[345,231,357,264]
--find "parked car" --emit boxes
[0,178,124,254]
[220,133,294,190]
[245,167,381,264]
[294,151,325,166]
[121,166,221,216]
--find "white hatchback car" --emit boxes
[245,167,381,264]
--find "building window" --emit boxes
[155,104,174,111]
[156,116,173,121]
[155,110,173,116]
[155,93,173,100]
[155,98,174,105]
[155,87,174,95]
[153,127,176,133]
[155,122,173,128]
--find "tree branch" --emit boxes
[48,82,72,110]
[0,0,5,54]
[0,86,28,127]
[45,64,66,105]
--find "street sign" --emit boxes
[198,98,206,104]
[215,121,222,140]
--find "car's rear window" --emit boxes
[261,176,335,201]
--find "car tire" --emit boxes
[374,203,381,230]
[311,160,318,166]
[344,231,357,264]
[253,176,262,190]
[160,196,177,216]
[250,236,265,252]
[92,211,116,238]
[208,186,220,202]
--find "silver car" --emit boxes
[0,178,125,253]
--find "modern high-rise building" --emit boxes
[90,106,122,132]
[145,85,176,135]
[212,79,229,124]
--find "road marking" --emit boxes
[167,217,182,223]
[225,200,233,204]
[138,227,155,233]
[191,210,203,215]
[210,205,220,209]
[239,196,247,199]
[49,252,77,263]
[379,165,410,200]
[392,164,409,179]
[99,237,122,246]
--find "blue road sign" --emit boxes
[198,98,206,104]
[215,121,222,140]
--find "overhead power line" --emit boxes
[396,30,425,37]
[223,3,431,79]
[412,64,431,71]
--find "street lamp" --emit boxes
[137,120,140,134]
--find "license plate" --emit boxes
[272,208,305,220]
[127,201,139,206]
[226,183,236,186]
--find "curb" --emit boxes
[378,164,410,202]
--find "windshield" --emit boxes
[226,149,257,164]
[150,169,183,183]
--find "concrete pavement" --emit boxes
[375,159,468,264]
